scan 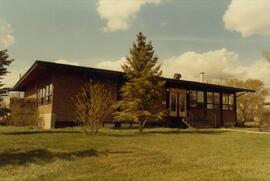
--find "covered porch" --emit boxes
[165,79,254,128]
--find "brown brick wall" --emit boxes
[24,83,37,99]
[52,72,119,123]
[223,110,236,125]
[52,73,86,122]
[189,109,205,121]
[206,110,221,127]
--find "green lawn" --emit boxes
[1,126,270,181]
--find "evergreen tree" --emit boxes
[0,49,14,117]
[114,32,165,133]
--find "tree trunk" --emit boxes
[138,121,143,133]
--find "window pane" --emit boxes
[214,104,220,110]
[207,92,213,104]
[43,87,46,97]
[214,93,220,104]
[39,89,42,98]
[223,94,229,104]
[46,85,49,96]
[223,104,229,110]
[189,90,197,107]
[49,84,53,96]
[197,91,204,103]
[229,94,234,105]
[207,104,213,109]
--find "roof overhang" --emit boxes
[12,60,124,91]
[13,60,255,93]
[164,78,255,93]
[12,61,41,91]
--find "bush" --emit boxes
[9,97,39,127]
[73,81,115,135]
[257,106,270,131]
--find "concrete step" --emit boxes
[192,125,213,128]
[188,120,214,128]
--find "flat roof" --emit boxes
[13,60,255,93]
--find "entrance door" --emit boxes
[169,89,186,117]
[178,93,186,117]
[169,91,177,117]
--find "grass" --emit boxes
[1,126,270,181]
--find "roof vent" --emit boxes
[173,73,182,80]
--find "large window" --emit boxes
[38,83,53,105]
[207,92,220,110]
[222,94,234,111]
[189,90,204,108]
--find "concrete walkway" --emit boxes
[220,128,270,135]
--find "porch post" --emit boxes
[220,92,223,127]
[234,92,237,124]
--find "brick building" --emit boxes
[12,61,254,129]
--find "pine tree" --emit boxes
[0,49,14,117]
[114,32,165,133]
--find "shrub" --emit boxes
[73,81,114,135]
[9,97,39,126]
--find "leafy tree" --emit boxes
[262,49,270,63]
[114,32,165,133]
[0,49,14,118]
[223,79,269,127]
[73,81,114,135]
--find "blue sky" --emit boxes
[0,0,270,86]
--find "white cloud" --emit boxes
[95,49,270,87]
[0,18,15,48]
[223,0,270,37]
[162,48,270,86]
[96,57,126,71]
[96,0,161,32]
[55,59,79,66]
[3,67,28,88]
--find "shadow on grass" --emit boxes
[99,129,228,137]
[145,129,228,135]
[0,149,133,167]
[1,130,81,135]
[1,128,228,137]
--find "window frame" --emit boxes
[37,83,53,106]
[189,90,205,109]
[207,92,220,110]
[222,93,234,111]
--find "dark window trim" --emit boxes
[189,90,204,109]
[222,93,234,111]
[37,83,53,106]
[207,92,220,110]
